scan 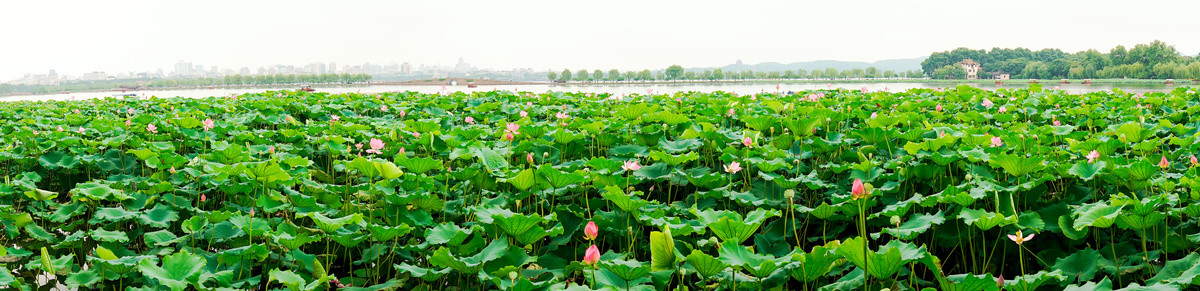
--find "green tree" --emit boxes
[712,68,724,80]
[547,71,557,82]
[593,69,604,81]
[665,65,684,80]
[560,69,572,82]
[576,70,588,81]
[637,69,652,80]
[608,69,620,81]
[932,64,967,79]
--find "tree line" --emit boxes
[547,66,923,82]
[923,40,1200,79]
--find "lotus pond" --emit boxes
[3,85,1200,290]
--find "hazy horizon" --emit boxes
[3,0,1198,81]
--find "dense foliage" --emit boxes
[923,40,1200,79]
[4,86,1200,290]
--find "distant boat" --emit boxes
[300,85,316,92]
[467,82,478,88]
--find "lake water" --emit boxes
[1,81,1192,102]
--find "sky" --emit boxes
[2,0,1198,81]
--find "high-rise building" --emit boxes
[401,62,412,74]
[174,60,193,76]
[328,62,337,74]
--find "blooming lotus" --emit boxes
[465,116,475,124]
[400,109,407,118]
[367,138,384,154]
[57,126,63,132]
[1086,150,1100,163]
[622,160,641,172]
[727,108,735,117]
[851,179,867,200]
[724,161,742,174]
[331,115,340,122]
[935,104,943,111]
[78,127,85,134]
[381,105,388,112]
[520,111,528,118]
[505,132,514,141]
[583,245,601,265]
[991,136,1003,147]
[1007,230,1034,245]
[147,124,158,134]
[982,98,994,109]
[870,112,878,119]
[505,122,520,134]
[556,112,569,119]
[355,143,363,150]
[202,118,215,131]
[127,108,134,115]
[411,131,420,138]
[742,136,753,147]
[1053,120,1061,126]
[584,221,598,240]
[1160,155,1170,169]
[998,106,1007,113]
[268,146,276,154]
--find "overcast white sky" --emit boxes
[2,0,1198,81]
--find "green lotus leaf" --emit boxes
[684,250,727,279]
[649,228,676,271]
[137,249,206,291]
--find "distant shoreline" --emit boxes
[4,78,1194,97]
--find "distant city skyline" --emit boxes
[3,0,1199,82]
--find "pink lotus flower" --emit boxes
[331,115,340,122]
[367,138,384,154]
[727,108,735,117]
[249,209,255,216]
[127,108,134,115]
[268,146,275,154]
[147,124,158,134]
[622,160,642,172]
[520,111,528,118]
[1086,150,1100,163]
[724,161,742,174]
[584,221,598,240]
[505,122,520,134]
[126,119,132,126]
[583,245,601,265]
[861,86,869,92]
[556,112,569,119]
[935,104,943,111]
[169,167,177,174]
[74,109,80,114]
[505,132,514,141]
[851,179,866,199]
[78,127,85,134]
[200,194,207,202]
[202,118,215,131]
[399,109,407,118]
[1160,155,1170,169]
[381,105,388,112]
[982,98,994,109]
[411,131,420,138]
[1007,230,1034,245]
[527,153,535,164]
[355,143,363,150]
[997,275,1004,288]
[465,116,475,124]
[742,136,753,147]
[1191,155,1198,167]
[991,136,1003,147]
[1053,120,1061,126]
[998,106,1007,113]
[57,126,63,132]
[399,147,406,155]
[32,130,39,135]
[870,112,878,119]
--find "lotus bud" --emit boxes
[169,167,177,174]
[890,216,901,226]
[527,153,535,164]
[851,179,867,200]
[200,194,207,202]
[783,189,795,201]
[584,221,598,240]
